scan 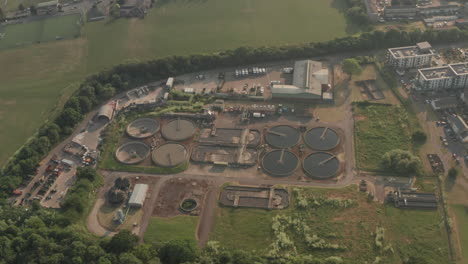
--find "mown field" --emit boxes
[354,103,412,171]
[144,216,199,245]
[0,0,350,166]
[0,14,81,49]
[210,186,450,264]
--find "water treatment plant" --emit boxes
[126,118,160,139]
[304,127,340,151]
[262,149,299,177]
[115,141,151,165]
[265,125,301,148]
[151,143,188,167]
[161,119,196,141]
[303,152,340,179]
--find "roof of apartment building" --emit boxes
[449,62,468,75]
[419,66,454,80]
[389,42,433,58]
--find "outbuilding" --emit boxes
[166,77,174,89]
[128,184,148,208]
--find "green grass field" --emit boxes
[354,104,412,171]
[0,0,349,166]
[452,204,468,262]
[210,186,450,263]
[144,216,199,245]
[0,14,81,49]
[1,0,44,12]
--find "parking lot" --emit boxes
[172,63,295,100]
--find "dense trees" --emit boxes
[381,149,421,175]
[448,167,458,181]
[342,58,363,76]
[158,240,198,264]
[107,230,139,253]
[0,206,158,264]
[343,0,369,26]
[411,131,427,144]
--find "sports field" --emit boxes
[0,0,349,165]
[0,14,81,49]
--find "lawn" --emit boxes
[452,204,468,262]
[354,103,412,171]
[209,186,450,263]
[0,14,82,49]
[0,0,350,166]
[144,216,199,245]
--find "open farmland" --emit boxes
[210,186,449,264]
[354,103,412,171]
[0,0,351,166]
[0,14,81,49]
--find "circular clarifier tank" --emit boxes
[265,125,300,148]
[115,141,150,165]
[126,118,160,139]
[303,152,340,179]
[262,149,299,177]
[152,143,188,167]
[161,119,196,141]
[304,127,340,151]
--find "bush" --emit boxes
[411,131,427,144]
[380,149,421,175]
[448,167,458,181]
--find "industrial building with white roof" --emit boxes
[128,184,148,208]
[271,60,331,101]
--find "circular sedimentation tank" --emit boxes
[126,118,160,139]
[180,198,198,212]
[152,143,188,167]
[304,127,340,151]
[115,141,150,165]
[265,125,300,148]
[161,119,196,141]
[262,149,299,177]
[303,152,340,179]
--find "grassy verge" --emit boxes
[353,103,412,171]
[144,215,199,245]
[452,204,468,262]
[209,185,449,263]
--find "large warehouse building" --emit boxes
[128,184,148,208]
[386,42,434,69]
[271,60,331,101]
